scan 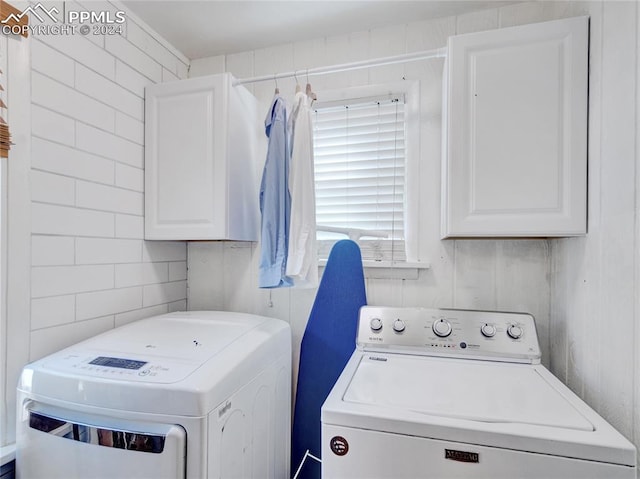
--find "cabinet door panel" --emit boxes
[145,76,227,240]
[473,40,561,212]
[156,91,215,223]
[442,16,588,237]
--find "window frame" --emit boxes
[1,31,31,455]
[312,80,420,265]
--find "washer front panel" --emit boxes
[321,424,636,479]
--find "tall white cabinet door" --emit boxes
[145,76,228,240]
[442,16,588,238]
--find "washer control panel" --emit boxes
[357,307,541,363]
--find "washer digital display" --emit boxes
[89,356,148,370]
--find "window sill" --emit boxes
[0,444,15,466]
[319,259,430,280]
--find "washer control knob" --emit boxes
[370,318,383,332]
[392,319,406,333]
[432,319,452,338]
[507,324,523,340]
[481,323,496,338]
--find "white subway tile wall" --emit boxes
[76,123,144,167]
[32,137,115,184]
[31,40,75,87]
[31,236,75,266]
[31,105,75,146]
[115,262,169,288]
[32,71,116,131]
[29,2,190,360]
[115,112,144,145]
[115,214,144,239]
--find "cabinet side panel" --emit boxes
[227,84,260,241]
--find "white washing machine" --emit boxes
[16,311,291,479]
[321,307,637,478]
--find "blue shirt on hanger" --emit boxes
[259,95,293,288]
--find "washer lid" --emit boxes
[343,355,594,431]
[37,311,277,386]
[20,311,291,417]
[77,313,260,362]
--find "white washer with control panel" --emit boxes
[16,311,291,479]
[321,307,637,478]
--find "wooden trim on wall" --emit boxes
[0,0,28,38]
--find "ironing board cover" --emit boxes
[291,240,367,479]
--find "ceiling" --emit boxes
[122,1,513,60]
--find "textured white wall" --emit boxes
[550,0,640,461]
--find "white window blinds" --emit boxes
[313,97,405,252]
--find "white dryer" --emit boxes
[321,307,637,478]
[16,311,291,479]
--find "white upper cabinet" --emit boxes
[441,16,588,238]
[145,73,261,241]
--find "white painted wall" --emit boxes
[187,2,603,418]
[550,0,640,459]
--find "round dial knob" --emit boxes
[370,318,383,332]
[432,318,452,338]
[392,319,406,333]
[507,324,523,340]
[481,323,496,338]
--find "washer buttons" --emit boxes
[370,318,383,332]
[392,319,406,333]
[507,324,524,340]
[432,319,452,338]
[481,323,496,338]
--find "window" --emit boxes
[312,81,419,265]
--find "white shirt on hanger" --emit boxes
[286,90,318,287]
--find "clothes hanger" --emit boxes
[305,69,317,104]
[294,71,302,94]
[274,74,280,95]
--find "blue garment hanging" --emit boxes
[291,240,367,478]
[259,95,293,288]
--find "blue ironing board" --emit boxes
[291,240,367,479]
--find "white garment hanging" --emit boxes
[286,90,318,287]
